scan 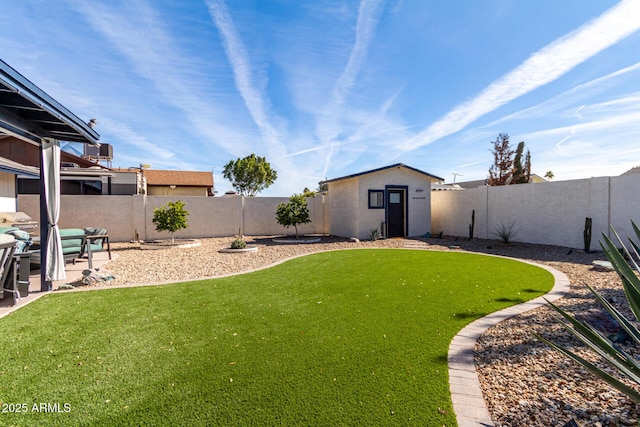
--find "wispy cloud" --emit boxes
[483,61,640,127]
[316,0,386,176]
[399,0,640,154]
[69,0,253,156]
[205,0,330,195]
[206,0,289,162]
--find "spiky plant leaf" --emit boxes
[537,334,640,402]
[601,232,640,321]
[586,284,640,345]
[546,299,640,382]
[628,220,640,268]
[542,222,640,402]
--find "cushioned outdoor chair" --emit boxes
[0,234,18,305]
[81,227,111,261]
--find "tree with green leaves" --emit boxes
[488,133,514,186]
[222,154,277,196]
[152,200,189,243]
[301,187,316,198]
[545,170,554,181]
[512,141,531,184]
[275,194,311,238]
[488,133,531,186]
[317,181,328,193]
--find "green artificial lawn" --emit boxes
[0,249,553,426]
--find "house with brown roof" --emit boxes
[142,169,214,197]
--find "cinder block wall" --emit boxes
[17,194,328,242]
[431,175,640,249]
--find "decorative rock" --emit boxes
[219,246,258,253]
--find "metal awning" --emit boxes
[0,156,39,177]
[0,59,101,290]
[0,59,100,145]
[19,168,114,180]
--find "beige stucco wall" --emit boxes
[18,194,138,242]
[242,196,324,236]
[431,175,640,249]
[326,178,359,238]
[15,173,638,247]
[0,171,16,212]
[18,194,327,242]
[327,166,435,240]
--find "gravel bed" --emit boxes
[102,235,402,286]
[97,235,639,426]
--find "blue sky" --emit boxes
[1,1,639,195]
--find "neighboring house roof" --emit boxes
[321,163,444,184]
[0,155,39,177]
[622,166,640,175]
[0,135,107,169]
[143,169,214,187]
[456,173,546,188]
[455,179,487,189]
[431,182,464,191]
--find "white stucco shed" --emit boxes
[322,163,443,240]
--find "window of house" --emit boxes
[368,190,384,208]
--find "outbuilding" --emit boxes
[322,163,443,239]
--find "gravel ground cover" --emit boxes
[97,235,639,426]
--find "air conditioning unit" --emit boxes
[84,144,100,157]
[99,143,113,159]
[84,143,113,160]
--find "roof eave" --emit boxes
[321,163,444,184]
[0,59,100,145]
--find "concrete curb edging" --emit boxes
[447,258,571,427]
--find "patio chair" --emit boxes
[81,227,111,261]
[0,234,18,305]
[29,229,88,267]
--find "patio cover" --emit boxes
[0,59,100,289]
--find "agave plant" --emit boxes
[538,220,640,401]
[492,221,520,244]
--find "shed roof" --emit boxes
[0,59,99,145]
[321,163,444,184]
[143,169,214,187]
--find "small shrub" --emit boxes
[152,200,189,243]
[368,228,382,241]
[230,239,247,250]
[492,221,519,244]
[275,194,311,238]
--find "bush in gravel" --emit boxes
[275,194,311,238]
[152,200,189,243]
[230,239,247,250]
[368,228,381,241]
[539,220,640,402]
[492,221,519,244]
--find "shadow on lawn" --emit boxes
[419,236,602,266]
[251,235,347,246]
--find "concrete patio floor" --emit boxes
[0,251,115,318]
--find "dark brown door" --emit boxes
[386,189,405,237]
